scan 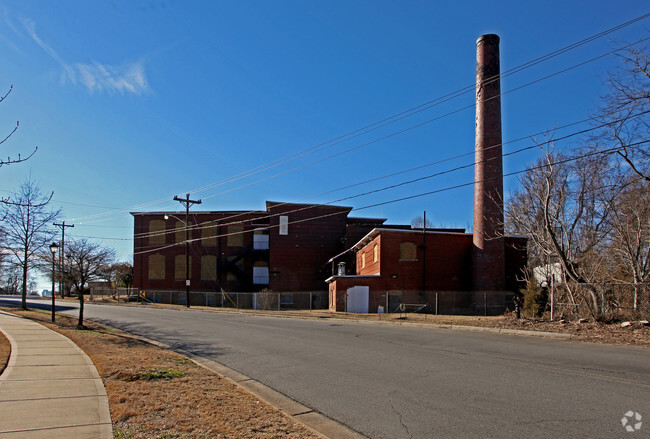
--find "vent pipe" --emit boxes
[472,34,505,292]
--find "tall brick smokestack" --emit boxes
[472,34,505,292]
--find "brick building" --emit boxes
[326,228,526,313]
[131,201,388,303]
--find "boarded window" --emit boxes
[175,221,185,244]
[149,220,166,245]
[148,254,165,280]
[400,242,418,260]
[279,216,288,235]
[201,255,217,281]
[175,255,192,280]
[227,225,244,247]
[202,222,218,246]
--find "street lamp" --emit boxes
[49,242,59,323]
[165,214,192,308]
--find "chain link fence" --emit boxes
[381,291,517,316]
[89,288,329,311]
[549,282,649,321]
[89,284,649,319]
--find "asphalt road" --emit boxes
[2,296,649,439]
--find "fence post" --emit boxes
[550,281,555,321]
[435,293,438,315]
[277,293,280,311]
[310,292,312,311]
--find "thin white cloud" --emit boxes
[0,8,22,53]
[22,18,150,96]
[75,61,149,95]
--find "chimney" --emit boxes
[472,34,505,292]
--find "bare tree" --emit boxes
[0,85,38,205]
[606,177,650,310]
[593,42,650,181]
[64,238,116,328]
[506,144,616,319]
[507,41,650,320]
[110,262,134,290]
[1,178,60,309]
[410,215,433,229]
[0,265,22,295]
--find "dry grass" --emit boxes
[0,330,10,375]
[1,308,320,439]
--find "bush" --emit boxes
[521,278,546,318]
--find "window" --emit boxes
[226,256,244,281]
[253,261,269,284]
[148,254,165,280]
[253,228,269,250]
[201,255,217,281]
[373,244,378,263]
[175,255,192,280]
[175,221,185,243]
[149,220,165,245]
[279,216,288,235]
[227,225,244,247]
[361,252,366,269]
[400,242,418,260]
[202,222,217,246]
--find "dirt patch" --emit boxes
[2,308,320,439]
[324,311,650,347]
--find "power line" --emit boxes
[184,13,650,198]
[66,16,650,224]
[123,34,650,243]
[131,138,650,256]
[130,108,650,243]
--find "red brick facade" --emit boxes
[131,202,388,295]
[327,229,526,313]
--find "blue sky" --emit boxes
[1,0,649,267]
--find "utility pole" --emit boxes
[173,193,202,308]
[422,211,427,302]
[53,221,74,298]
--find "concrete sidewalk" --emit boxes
[0,311,112,438]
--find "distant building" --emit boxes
[131,201,388,304]
[533,263,562,288]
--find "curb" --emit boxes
[99,326,366,439]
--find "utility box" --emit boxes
[346,286,369,313]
